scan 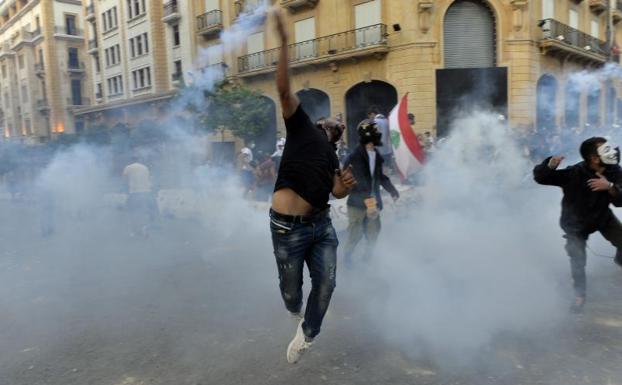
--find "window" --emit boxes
[18,54,24,69]
[591,19,599,38]
[174,60,182,75]
[105,44,121,66]
[68,47,79,69]
[542,0,554,20]
[107,75,124,96]
[127,0,147,20]
[71,79,82,105]
[294,18,316,59]
[94,54,100,73]
[1,65,5,78]
[4,93,9,108]
[103,7,118,32]
[569,9,579,30]
[96,83,102,98]
[21,84,28,103]
[172,24,180,46]
[24,119,31,135]
[132,67,152,90]
[129,33,149,58]
[65,14,77,35]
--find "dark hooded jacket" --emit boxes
[343,145,399,211]
[533,157,622,233]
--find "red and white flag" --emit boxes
[388,93,425,180]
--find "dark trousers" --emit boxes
[343,205,381,264]
[270,209,338,339]
[564,215,622,297]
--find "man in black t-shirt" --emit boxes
[269,9,356,364]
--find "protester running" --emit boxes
[268,8,356,364]
[534,137,622,313]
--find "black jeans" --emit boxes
[564,215,622,297]
[270,209,338,339]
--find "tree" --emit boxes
[205,84,272,145]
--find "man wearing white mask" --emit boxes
[534,137,622,313]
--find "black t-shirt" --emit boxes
[274,105,339,209]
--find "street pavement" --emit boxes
[0,197,621,385]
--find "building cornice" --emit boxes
[0,0,40,36]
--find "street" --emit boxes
[1,196,622,385]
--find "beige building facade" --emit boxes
[0,0,87,142]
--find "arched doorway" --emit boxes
[587,85,601,128]
[437,0,506,137]
[606,86,616,126]
[536,74,557,133]
[296,88,331,124]
[345,80,398,146]
[255,96,277,156]
[564,80,581,130]
[444,0,496,69]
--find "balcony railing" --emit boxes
[88,39,98,51]
[197,10,223,35]
[280,0,319,11]
[36,99,49,110]
[163,2,179,17]
[34,62,45,74]
[171,72,183,82]
[238,24,388,74]
[539,19,607,61]
[67,97,90,106]
[21,27,42,42]
[68,61,86,72]
[55,27,84,37]
[86,3,95,20]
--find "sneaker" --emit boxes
[286,319,313,364]
[570,296,586,314]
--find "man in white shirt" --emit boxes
[123,157,155,237]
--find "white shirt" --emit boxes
[123,162,151,193]
[367,149,376,177]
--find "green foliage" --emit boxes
[205,84,272,144]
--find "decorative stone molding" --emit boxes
[418,0,434,34]
[510,0,528,32]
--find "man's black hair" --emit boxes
[580,137,607,162]
[367,105,380,115]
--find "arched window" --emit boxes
[536,75,557,133]
[564,80,581,130]
[444,0,496,69]
[296,89,330,125]
[345,81,397,146]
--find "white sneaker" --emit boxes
[286,319,313,364]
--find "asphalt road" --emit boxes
[1,198,621,385]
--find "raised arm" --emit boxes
[533,156,571,187]
[273,9,299,119]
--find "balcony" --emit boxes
[54,27,84,40]
[280,0,319,12]
[95,92,103,101]
[34,62,45,77]
[234,0,262,16]
[615,1,622,24]
[36,99,49,112]
[67,61,86,74]
[589,0,607,13]
[538,19,607,64]
[201,62,227,79]
[88,39,98,54]
[67,97,90,107]
[197,10,223,37]
[171,71,183,87]
[86,3,95,22]
[162,2,181,24]
[237,24,388,76]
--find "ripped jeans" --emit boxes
[270,209,338,339]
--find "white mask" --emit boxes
[597,141,620,165]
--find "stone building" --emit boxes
[0,0,87,142]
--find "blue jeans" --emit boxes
[270,209,338,339]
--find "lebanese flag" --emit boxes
[388,93,425,181]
